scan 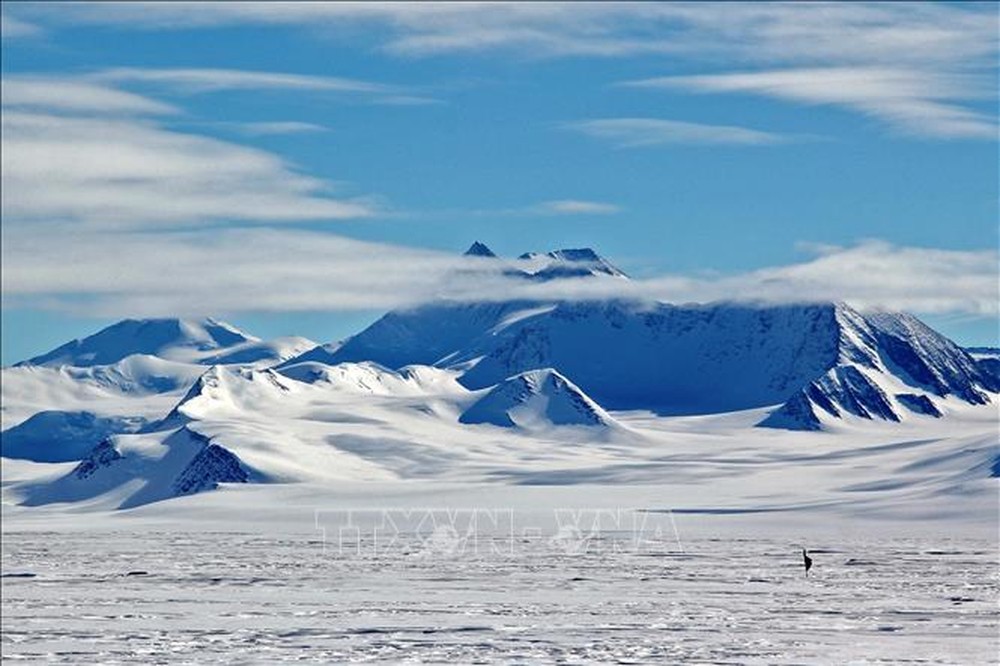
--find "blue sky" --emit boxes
[1,2,997,363]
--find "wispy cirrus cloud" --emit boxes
[624,67,998,140]
[218,121,329,136]
[19,2,992,140]
[0,13,41,38]
[15,2,993,62]
[0,77,379,227]
[428,199,623,219]
[2,77,178,115]
[91,67,393,94]
[87,67,442,105]
[566,118,787,147]
[535,200,621,215]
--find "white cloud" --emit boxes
[656,241,1000,316]
[444,241,1000,317]
[221,121,329,136]
[1,14,42,38]
[536,200,621,215]
[625,68,997,140]
[2,227,994,320]
[437,199,623,218]
[1,111,374,226]
[0,227,465,315]
[91,67,394,94]
[2,78,178,115]
[82,67,443,106]
[0,78,378,226]
[566,118,786,147]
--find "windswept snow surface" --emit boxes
[2,523,997,664]
[4,356,997,516]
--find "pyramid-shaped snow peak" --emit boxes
[19,318,257,367]
[464,241,497,258]
[460,368,617,429]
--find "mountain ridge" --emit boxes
[3,244,996,508]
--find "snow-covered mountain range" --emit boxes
[2,242,997,508]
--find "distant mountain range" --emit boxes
[18,317,314,368]
[3,242,997,507]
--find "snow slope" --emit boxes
[304,301,536,369]
[458,300,845,414]
[199,335,317,367]
[1,411,147,463]
[14,426,253,510]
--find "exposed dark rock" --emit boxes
[73,439,123,480]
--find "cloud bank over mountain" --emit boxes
[2,234,995,320]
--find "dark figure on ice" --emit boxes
[802,548,813,576]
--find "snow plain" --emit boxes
[3,495,998,664]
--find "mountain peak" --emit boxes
[460,367,618,429]
[546,248,601,262]
[528,247,627,280]
[18,317,257,368]
[464,241,497,258]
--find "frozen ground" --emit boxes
[2,484,998,664]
